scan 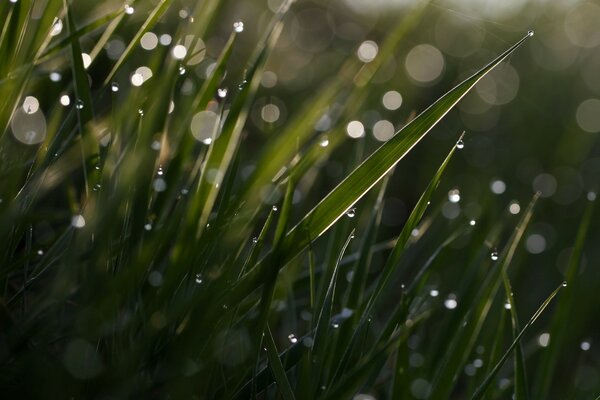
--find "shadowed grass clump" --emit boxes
[0,0,597,399]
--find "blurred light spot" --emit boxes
[49,72,61,82]
[435,14,484,58]
[444,294,458,309]
[564,2,600,48]
[409,353,424,367]
[261,71,278,88]
[490,179,506,194]
[576,98,600,133]
[261,104,280,123]
[429,289,439,297]
[22,96,39,114]
[580,341,591,351]
[60,94,70,106]
[533,173,557,197]
[105,39,125,60]
[382,90,402,110]
[410,378,432,399]
[172,44,187,60]
[357,40,378,63]
[372,119,395,141]
[476,62,520,105]
[148,271,163,287]
[509,201,521,214]
[473,358,483,368]
[233,21,244,33]
[11,106,47,145]
[405,44,444,84]
[130,73,144,87]
[140,32,158,50]
[124,4,134,14]
[135,66,153,82]
[81,53,91,69]
[538,332,550,347]
[191,110,219,144]
[62,339,103,379]
[159,34,172,46]
[353,394,376,400]
[346,120,365,138]
[526,233,546,254]
[153,178,167,192]
[442,202,460,219]
[178,8,189,19]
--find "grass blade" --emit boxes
[472,282,566,400]
[265,325,296,400]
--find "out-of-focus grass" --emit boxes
[0,1,598,399]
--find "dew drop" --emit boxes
[332,321,340,329]
[288,334,298,344]
[76,100,84,110]
[504,302,511,310]
[562,281,567,287]
[233,21,244,33]
[195,274,203,284]
[138,109,144,116]
[319,135,329,147]
[456,138,464,149]
[124,4,134,14]
[111,82,119,92]
[272,205,278,212]
[217,88,228,98]
[50,18,63,36]
[346,208,356,218]
[71,214,86,229]
[469,219,476,226]
[490,251,499,261]
[178,65,186,75]
[252,237,258,244]
[448,188,460,203]
[238,80,247,90]
[527,30,534,37]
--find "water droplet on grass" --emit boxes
[195,274,203,284]
[124,4,134,14]
[111,82,119,92]
[319,135,329,147]
[346,208,356,218]
[217,88,228,98]
[527,30,534,37]
[288,334,298,344]
[456,138,464,149]
[233,21,244,33]
[448,188,460,203]
[76,100,84,109]
[272,205,278,212]
[490,251,499,261]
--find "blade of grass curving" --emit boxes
[103,0,172,85]
[280,33,531,257]
[502,273,528,400]
[472,282,566,400]
[429,192,539,399]
[264,325,296,400]
[192,2,290,237]
[533,197,595,399]
[311,230,355,395]
[365,132,464,314]
[230,34,532,313]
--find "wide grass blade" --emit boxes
[230,33,533,311]
[265,325,296,400]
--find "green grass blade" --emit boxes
[280,34,531,268]
[265,325,296,400]
[103,0,172,85]
[429,192,539,399]
[472,282,566,400]
[231,34,532,311]
[533,197,596,398]
[502,273,528,400]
